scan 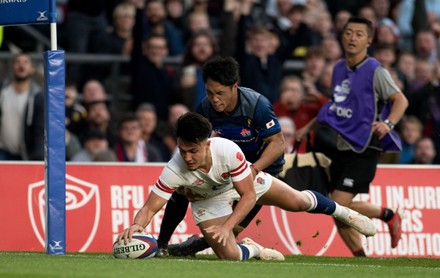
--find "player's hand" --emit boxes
[117,223,144,245]
[372,121,391,140]
[204,225,230,246]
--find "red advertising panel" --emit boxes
[0,163,439,257]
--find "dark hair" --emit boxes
[343,16,374,37]
[176,112,211,144]
[202,56,239,86]
[117,113,139,130]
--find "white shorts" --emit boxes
[190,172,273,224]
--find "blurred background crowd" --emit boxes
[0,0,438,165]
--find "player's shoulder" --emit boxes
[209,137,240,154]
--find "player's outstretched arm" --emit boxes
[117,191,168,244]
[205,174,256,246]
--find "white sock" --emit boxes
[332,203,349,219]
[303,190,317,211]
[237,244,260,260]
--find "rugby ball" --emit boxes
[113,232,158,259]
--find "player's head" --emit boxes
[202,56,239,86]
[202,56,240,113]
[341,16,373,55]
[176,112,212,170]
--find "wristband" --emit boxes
[250,164,260,174]
[384,119,395,130]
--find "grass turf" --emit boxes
[0,252,439,278]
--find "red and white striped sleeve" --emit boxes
[224,140,251,182]
[152,178,175,200]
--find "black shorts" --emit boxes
[328,148,380,194]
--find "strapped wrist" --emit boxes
[384,119,395,130]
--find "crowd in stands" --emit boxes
[0,0,439,165]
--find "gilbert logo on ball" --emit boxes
[113,233,158,259]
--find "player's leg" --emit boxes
[198,216,252,260]
[349,200,402,248]
[256,175,376,237]
[330,189,366,256]
[156,191,189,256]
[197,216,284,261]
[190,193,283,260]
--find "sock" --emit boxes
[353,248,367,257]
[303,190,336,215]
[237,244,259,261]
[157,192,189,248]
[190,237,210,253]
[381,208,394,222]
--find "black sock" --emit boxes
[157,192,189,248]
[381,208,394,222]
[191,238,210,253]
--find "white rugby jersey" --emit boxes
[152,137,251,201]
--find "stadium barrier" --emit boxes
[0,162,439,258]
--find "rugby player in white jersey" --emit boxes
[117,112,376,260]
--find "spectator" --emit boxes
[142,0,184,56]
[414,30,438,64]
[236,1,284,103]
[279,4,313,60]
[185,11,211,41]
[71,130,109,162]
[0,53,44,160]
[320,36,342,64]
[81,79,108,107]
[413,137,437,164]
[266,0,296,33]
[316,62,335,97]
[301,46,326,95]
[374,21,400,48]
[165,0,186,35]
[93,149,118,162]
[131,6,179,120]
[158,103,190,157]
[279,116,296,153]
[136,103,171,161]
[406,72,440,164]
[396,51,417,92]
[333,10,352,38]
[273,75,328,153]
[66,127,82,161]
[179,30,218,110]
[369,0,391,22]
[88,2,136,81]
[79,100,117,148]
[399,115,424,164]
[273,75,327,130]
[65,81,87,136]
[115,113,163,162]
[310,10,334,45]
[64,0,108,86]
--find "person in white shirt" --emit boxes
[117,112,376,261]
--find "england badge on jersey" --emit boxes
[266,119,275,129]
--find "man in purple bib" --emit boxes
[296,17,408,256]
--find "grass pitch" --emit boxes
[0,252,439,278]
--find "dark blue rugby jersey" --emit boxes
[196,86,284,175]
